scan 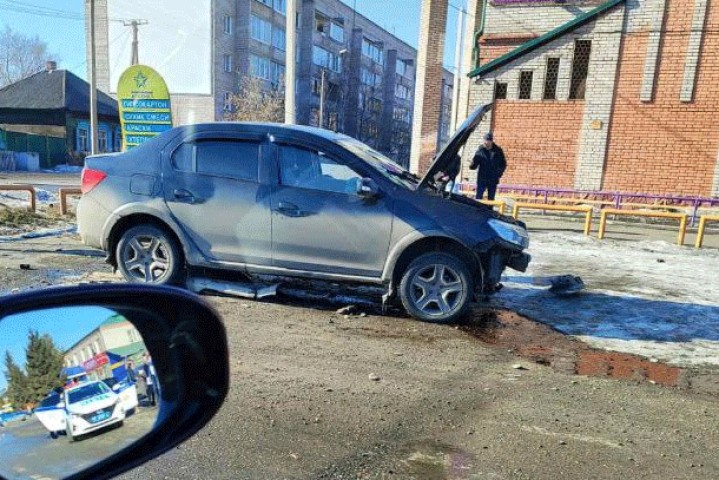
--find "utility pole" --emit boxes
[450,6,466,133]
[123,19,149,65]
[285,0,297,124]
[88,0,98,155]
[318,68,326,128]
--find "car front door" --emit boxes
[163,132,273,265]
[270,141,394,278]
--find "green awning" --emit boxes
[468,0,626,78]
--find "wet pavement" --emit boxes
[0,406,158,480]
[461,309,719,395]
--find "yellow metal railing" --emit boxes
[479,200,506,215]
[598,208,688,246]
[512,202,593,236]
[0,184,36,212]
[695,215,719,248]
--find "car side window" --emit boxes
[196,140,260,181]
[278,145,361,194]
[172,140,260,181]
[171,143,193,172]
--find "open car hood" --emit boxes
[417,103,493,191]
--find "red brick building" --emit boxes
[458,0,719,198]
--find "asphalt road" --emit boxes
[0,407,157,480]
[0,234,718,480]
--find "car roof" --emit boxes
[172,122,353,141]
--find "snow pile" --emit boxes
[44,164,83,174]
[493,232,719,367]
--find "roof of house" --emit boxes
[468,0,626,79]
[107,342,146,358]
[0,69,118,118]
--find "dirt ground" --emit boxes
[1,233,717,479]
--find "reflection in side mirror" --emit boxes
[0,285,229,480]
[356,177,379,198]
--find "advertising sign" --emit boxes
[117,65,173,150]
[82,352,109,372]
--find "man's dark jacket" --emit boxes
[470,145,507,183]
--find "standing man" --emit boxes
[469,132,507,201]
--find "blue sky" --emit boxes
[0,0,467,82]
[0,306,115,393]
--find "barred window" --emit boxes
[543,58,560,100]
[494,82,507,100]
[518,71,533,100]
[569,40,592,100]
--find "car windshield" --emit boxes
[337,137,419,190]
[67,383,111,405]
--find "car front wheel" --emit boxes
[116,225,183,284]
[399,252,474,324]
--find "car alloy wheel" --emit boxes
[116,225,183,284]
[399,252,474,323]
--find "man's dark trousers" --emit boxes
[476,181,498,201]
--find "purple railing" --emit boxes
[455,183,719,226]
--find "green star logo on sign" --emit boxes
[133,71,149,88]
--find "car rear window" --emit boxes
[196,140,260,181]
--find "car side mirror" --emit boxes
[0,284,229,480]
[356,177,379,198]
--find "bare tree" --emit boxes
[224,76,284,123]
[0,27,54,88]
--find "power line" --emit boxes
[0,0,125,22]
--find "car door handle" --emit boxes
[173,189,196,204]
[275,201,305,217]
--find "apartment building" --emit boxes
[88,0,454,166]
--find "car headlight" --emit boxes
[488,219,529,249]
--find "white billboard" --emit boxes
[107,0,212,95]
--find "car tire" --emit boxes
[399,252,474,324]
[50,431,59,439]
[116,225,184,285]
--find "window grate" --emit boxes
[569,40,592,100]
[519,71,533,100]
[543,58,560,100]
[494,82,507,100]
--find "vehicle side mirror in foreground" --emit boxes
[0,285,229,480]
[356,177,379,198]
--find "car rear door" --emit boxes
[162,130,273,265]
[269,137,394,278]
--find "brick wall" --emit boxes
[489,101,584,188]
[602,0,719,196]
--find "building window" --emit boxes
[315,11,329,33]
[518,71,533,100]
[396,59,410,77]
[77,126,88,152]
[362,38,383,64]
[223,54,233,73]
[223,92,232,112]
[272,27,286,50]
[250,54,271,80]
[271,61,285,85]
[494,82,507,100]
[250,14,272,44]
[273,0,286,14]
[329,22,344,42]
[98,129,108,152]
[312,46,341,73]
[569,40,592,100]
[255,0,272,6]
[543,58,560,100]
[223,15,232,34]
[361,67,379,86]
[395,83,410,100]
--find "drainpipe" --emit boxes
[471,0,489,70]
